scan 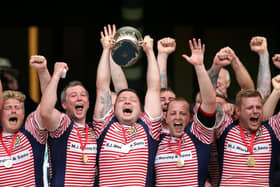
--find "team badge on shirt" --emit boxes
[14,136,21,146]
[256,127,262,137]
[129,126,137,135]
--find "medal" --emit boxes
[76,125,89,163]
[247,157,256,167]
[121,144,130,153]
[239,124,256,167]
[82,154,88,163]
[0,131,19,169]
[176,158,184,168]
[168,136,184,167]
[4,159,13,169]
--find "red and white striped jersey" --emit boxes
[155,113,215,186]
[0,111,47,187]
[47,113,97,186]
[93,109,161,187]
[215,112,280,186]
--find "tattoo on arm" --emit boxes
[216,103,225,124]
[208,69,219,88]
[160,73,167,88]
[99,90,112,118]
[257,53,271,101]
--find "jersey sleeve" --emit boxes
[191,107,215,144]
[140,109,162,141]
[24,110,48,144]
[92,109,114,139]
[48,113,72,138]
[269,111,280,141]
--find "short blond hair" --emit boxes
[3,90,26,103]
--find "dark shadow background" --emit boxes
[0,1,280,121]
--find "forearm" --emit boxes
[0,80,2,110]
[40,75,60,115]
[94,48,112,120]
[96,48,111,90]
[157,52,169,88]
[147,50,161,91]
[37,69,51,94]
[195,64,216,113]
[257,51,271,101]
[207,64,221,89]
[145,49,161,118]
[110,55,128,93]
[263,89,280,120]
[231,57,255,90]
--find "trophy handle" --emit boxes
[138,40,144,47]
[111,39,116,45]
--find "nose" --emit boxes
[10,107,17,113]
[77,94,82,100]
[252,107,259,113]
[174,113,181,119]
[124,98,131,104]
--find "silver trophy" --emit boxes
[111,26,143,67]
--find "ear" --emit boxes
[61,101,67,110]
[225,80,231,89]
[235,106,240,116]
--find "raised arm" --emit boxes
[227,47,255,90]
[39,62,68,130]
[207,49,231,97]
[110,55,128,93]
[0,80,2,110]
[262,74,280,121]
[272,54,280,69]
[143,35,162,118]
[157,37,176,88]
[93,24,114,120]
[182,38,216,114]
[249,36,271,101]
[29,55,51,94]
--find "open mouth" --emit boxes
[249,117,259,122]
[75,104,84,110]
[9,117,18,125]
[174,123,183,127]
[123,108,132,114]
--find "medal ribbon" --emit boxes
[122,127,128,144]
[168,136,182,156]
[76,125,89,152]
[239,124,256,154]
[0,131,19,156]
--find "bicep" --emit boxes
[144,89,161,119]
[94,89,112,119]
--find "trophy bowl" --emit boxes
[111,26,143,67]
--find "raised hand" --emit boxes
[157,37,176,55]
[29,55,47,71]
[272,74,280,92]
[249,36,267,53]
[53,62,68,79]
[142,35,154,53]
[272,54,280,69]
[100,24,116,49]
[182,38,205,65]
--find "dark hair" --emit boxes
[160,87,175,95]
[116,88,139,98]
[115,88,143,111]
